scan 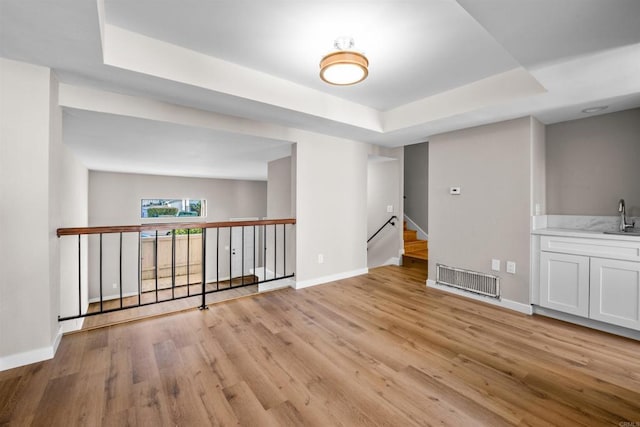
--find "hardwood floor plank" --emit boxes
[222,381,279,427]
[1,265,639,426]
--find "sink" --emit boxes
[603,230,640,236]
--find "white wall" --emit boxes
[367,154,402,268]
[0,58,61,368]
[295,136,368,286]
[86,171,267,300]
[428,117,533,304]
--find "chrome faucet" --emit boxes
[619,199,635,232]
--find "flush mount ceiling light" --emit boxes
[320,37,368,86]
[582,106,608,114]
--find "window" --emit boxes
[141,199,206,219]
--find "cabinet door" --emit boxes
[540,252,590,317]
[590,258,640,331]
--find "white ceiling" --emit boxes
[1,0,640,179]
[105,0,519,110]
[63,109,292,180]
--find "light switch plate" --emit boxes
[507,261,516,274]
[387,205,393,213]
[491,259,500,271]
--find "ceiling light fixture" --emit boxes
[320,37,368,86]
[581,106,608,114]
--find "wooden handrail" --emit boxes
[57,218,296,237]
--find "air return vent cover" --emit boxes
[436,264,500,298]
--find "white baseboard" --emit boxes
[89,291,139,303]
[250,267,273,282]
[259,278,295,292]
[59,317,86,334]
[384,256,401,266]
[533,306,640,341]
[404,215,428,240]
[295,268,368,290]
[426,279,533,315]
[0,326,63,371]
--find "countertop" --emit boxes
[532,227,640,242]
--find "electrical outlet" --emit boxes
[507,261,516,274]
[450,186,461,195]
[491,259,500,271]
[386,205,393,213]
[112,283,118,289]
[318,254,324,264]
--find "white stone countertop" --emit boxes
[532,227,640,242]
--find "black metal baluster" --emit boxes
[171,228,176,300]
[216,227,219,291]
[283,224,286,277]
[119,232,123,308]
[241,226,245,287]
[200,228,207,310]
[263,224,267,283]
[78,235,82,317]
[253,225,256,284]
[187,228,190,296]
[99,233,103,313]
[155,230,158,303]
[274,223,277,279]
[138,231,141,307]
[229,226,232,289]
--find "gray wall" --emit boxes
[88,171,267,300]
[267,156,292,218]
[267,156,294,277]
[429,117,533,304]
[57,138,89,329]
[404,142,429,232]
[367,153,402,268]
[295,135,368,284]
[546,108,640,216]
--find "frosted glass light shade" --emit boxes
[319,51,368,86]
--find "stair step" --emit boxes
[403,255,428,269]
[404,249,428,261]
[404,239,427,252]
[403,230,417,241]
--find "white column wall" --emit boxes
[0,58,61,369]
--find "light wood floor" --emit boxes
[2,265,639,426]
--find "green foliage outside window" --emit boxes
[147,207,179,217]
[172,228,203,235]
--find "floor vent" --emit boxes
[436,264,500,298]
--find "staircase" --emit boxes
[403,221,428,268]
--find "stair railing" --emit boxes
[57,218,295,320]
[367,215,398,244]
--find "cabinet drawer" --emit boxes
[541,236,640,261]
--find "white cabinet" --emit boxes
[540,252,590,317]
[537,234,640,331]
[590,257,640,330]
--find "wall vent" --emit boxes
[436,264,500,298]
